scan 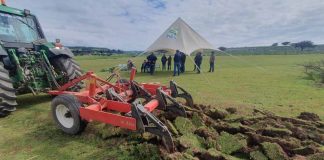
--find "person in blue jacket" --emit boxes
[147,52,157,75]
[173,50,181,76]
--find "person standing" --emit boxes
[180,52,186,73]
[147,52,157,75]
[173,50,181,76]
[127,59,135,71]
[167,55,172,71]
[161,54,167,71]
[196,52,203,74]
[141,60,147,73]
[209,51,216,72]
[193,53,199,71]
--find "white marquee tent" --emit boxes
[146,17,216,55]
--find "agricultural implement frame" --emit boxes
[48,68,194,151]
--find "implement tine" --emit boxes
[156,88,187,118]
[170,81,194,108]
[131,101,175,152]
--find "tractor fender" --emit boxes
[0,46,8,56]
[49,47,74,58]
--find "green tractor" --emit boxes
[0,2,82,117]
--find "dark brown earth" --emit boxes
[92,104,324,160]
[156,104,324,160]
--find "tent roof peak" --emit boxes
[145,18,215,55]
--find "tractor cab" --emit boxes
[0,1,45,49]
[0,0,82,117]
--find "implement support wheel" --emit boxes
[51,94,87,134]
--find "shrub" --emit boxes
[302,60,324,83]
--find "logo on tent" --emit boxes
[166,28,178,39]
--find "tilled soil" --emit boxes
[92,104,324,160]
[158,104,324,160]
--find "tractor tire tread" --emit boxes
[0,62,17,117]
[50,56,83,91]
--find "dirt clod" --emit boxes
[257,127,292,137]
[217,132,247,154]
[261,142,288,160]
[297,112,321,121]
[306,152,324,160]
[174,117,196,135]
[113,103,324,159]
[197,148,225,160]
[292,146,318,155]
[177,133,205,150]
[250,150,268,160]
[225,107,237,114]
[194,126,218,139]
[206,108,229,120]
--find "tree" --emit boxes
[218,47,227,51]
[282,42,290,46]
[271,43,278,47]
[293,41,315,51]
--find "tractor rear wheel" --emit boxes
[51,94,87,134]
[50,56,83,90]
[0,62,17,117]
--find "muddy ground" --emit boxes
[90,104,324,160]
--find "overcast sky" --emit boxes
[9,0,324,50]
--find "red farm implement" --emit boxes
[48,68,194,152]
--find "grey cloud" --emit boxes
[8,0,324,49]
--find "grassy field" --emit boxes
[1,54,324,159]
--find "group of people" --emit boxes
[193,51,216,73]
[140,50,216,75]
[141,53,158,75]
[160,54,172,71]
[173,50,187,76]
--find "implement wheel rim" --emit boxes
[56,104,74,128]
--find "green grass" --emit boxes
[1,54,324,159]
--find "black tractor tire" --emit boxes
[51,56,82,81]
[50,56,83,90]
[0,62,17,118]
[51,94,87,134]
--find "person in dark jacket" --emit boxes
[161,54,167,71]
[141,60,147,73]
[180,52,186,73]
[167,55,172,71]
[195,52,203,74]
[173,50,181,76]
[147,53,157,75]
[209,51,216,72]
[193,53,198,71]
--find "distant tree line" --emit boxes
[270,41,316,51]
[68,46,124,56]
[292,41,315,51]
